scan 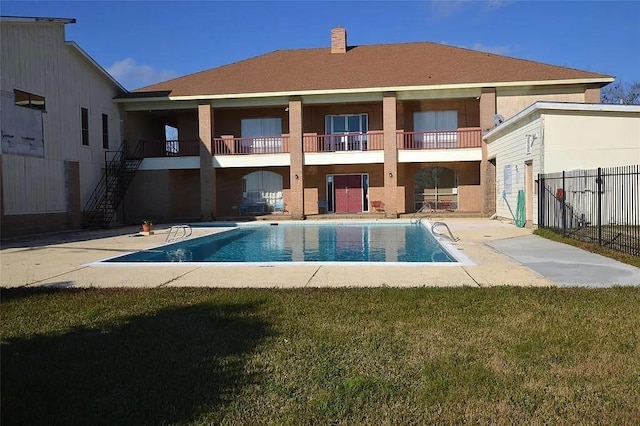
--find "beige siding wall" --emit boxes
[1,22,122,217]
[496,87,585,121]
[543,112,640,172]
[1,157,66,214]
[487,115,543,224]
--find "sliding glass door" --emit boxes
[325,114,368,151]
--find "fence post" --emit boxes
[597,167,602,247]
[537,174,544,228]
[561,171,566,236]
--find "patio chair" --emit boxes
[371,200,385,213]
[317,200,328,213]
[239,201,250,215]
[273,200,285,213]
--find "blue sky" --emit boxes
[3,1,639,90]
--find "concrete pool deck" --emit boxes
[1,219,638,289]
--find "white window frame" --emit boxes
[525,134,533,155]
[325,113,368,151]
[241,117,282,153]
[413,110,458,147]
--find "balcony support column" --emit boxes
[288,98,304,219]
[198,103,216,220]
[480,88,497,216]
[383,93,398,218]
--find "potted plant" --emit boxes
[142,219,153,233]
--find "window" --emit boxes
[413,110,458,148]
[241,171,284,213]
[413,167,459,211]
[81,108,89,146]
[2,90,45,157]
[102,114,109,149]
[240,118,282,153]
[325,114,368,151]
[525,134,534,155]
[14,89,45,111]
[165,125,179,155]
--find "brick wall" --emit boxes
[198,104,216,219]
[123,162,483,220]
[65,161,81,229]
[303,103,383,134]
[214,107,290,138]
[479,88,497,215]
[165,100,483,140]
[331,26,347,54]
[383,94,398,217]
[288,99,304,218]
[124,170,201,223]
[125,111,165,155]
[176,110,199,140]
[169,169,202,220]
[483,158,496,215]
[402,99,481,130]
[1,213,69,239]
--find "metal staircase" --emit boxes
[82,141,143,228]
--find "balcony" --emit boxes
[397,128,482,150]
[213,135,290,155]
[303,132,384,153]
[141,140,200,158]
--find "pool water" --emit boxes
[106,222,456,263]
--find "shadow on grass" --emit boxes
[0,287,77,301]
[1,294,271,425]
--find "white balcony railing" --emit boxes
[397,128,482,150]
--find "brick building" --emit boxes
[113,27,612,223]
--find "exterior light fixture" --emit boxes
[295,174,299,179]
[388,172,393,178]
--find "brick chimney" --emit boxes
[331,26,347,54]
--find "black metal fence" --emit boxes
[538,165,639,256]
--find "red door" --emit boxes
[334,175,363,213]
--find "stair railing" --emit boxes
[82,140,143,228]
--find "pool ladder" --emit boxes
[165,224,192,243]
[410,203,433,224]
[431,221,459,242]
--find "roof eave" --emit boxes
[484,101,640,141]
[115,77,614,104]
[65,42,127,93]
[0,16,76,24]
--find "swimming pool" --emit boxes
[104,221,468,265]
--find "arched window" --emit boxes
[241,171,283,213]
[414,167,458,211]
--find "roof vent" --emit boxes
[331,26,347,54]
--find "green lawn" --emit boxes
[2,287,639,424]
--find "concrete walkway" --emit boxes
[1,219,637,289]
[488,235,640,287]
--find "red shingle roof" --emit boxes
[135,41,611,97]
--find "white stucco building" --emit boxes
[484,102,640,225]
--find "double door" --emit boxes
[334,174,364,213]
